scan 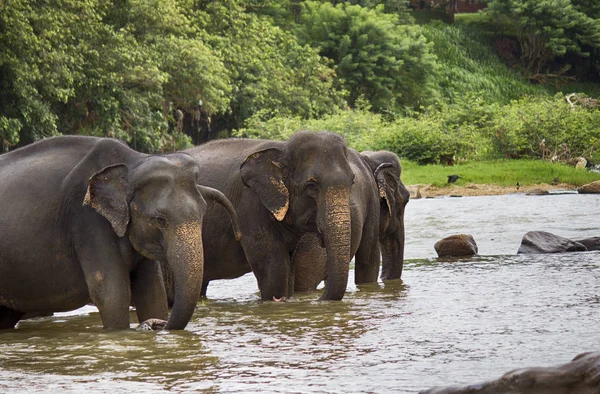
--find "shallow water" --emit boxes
[1,193,600,393]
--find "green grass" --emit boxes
[401,159,600,187]
[420,14,600,105]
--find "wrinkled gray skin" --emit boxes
[174,131,356,301]
[0,136,240,330]
[294,150,410,292]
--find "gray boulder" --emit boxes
[420,351,600,394]
[576,236,600,251]
[434,234,478,257]
[578,180,600,194]
[517,231,587,254]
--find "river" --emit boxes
[1,193,599,393]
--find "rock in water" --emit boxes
[420,351,600,394]
[575,236,600,251]
[578,180,600,194]
[434,234,478,257]
[517,231,587,254]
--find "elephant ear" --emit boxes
[83,164,131,237]
[240,148,289,221]
[374,163,396,217]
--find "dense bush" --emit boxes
[238,101,487,164]
[484,94,600,159]
[240,93,600,163]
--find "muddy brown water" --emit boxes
[1,193,599,393]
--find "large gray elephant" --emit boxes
[294,150,410,292]
[0,136,240,330]
[174,131,357,301]
[362,150,410,280]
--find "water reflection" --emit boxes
[0,194,599,393]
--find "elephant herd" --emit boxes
[0,131,409,331]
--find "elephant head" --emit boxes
[84,153,241,329]
[361,151,409,280]
[240,131,354,300]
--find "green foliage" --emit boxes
[402,159,600,187]
[295,1,439,112]
[422,21,544,104]
[239,101,487,164]
[572,0,600,19]
[195,0,344,131]
[484,94,600,159]
[241,92,600,164]
[1,0,599,164]
[486,0,600,74]
[0,0,341,151]
[0,0,93,144]
[0,117,22,151]
[0,0,197,152]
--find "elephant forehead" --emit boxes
[132,156,200,182]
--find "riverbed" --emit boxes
[1,193,599,393]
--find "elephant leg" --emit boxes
[131,259,169,324]
[241,226,291,300]
[0,307,24,329]
[76,232,131,329]
[354,231,381,284]
[200,281,209,299]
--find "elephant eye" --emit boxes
[304,181,319,196]
[153,215,167,228]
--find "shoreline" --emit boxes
[406,183,579,198]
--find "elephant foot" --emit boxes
[272,296,286,302]
[137,318,168,331]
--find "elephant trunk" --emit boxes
[380,206,405,280]
[381,180,409,280]
[319,186,351,301]
[197,185,242,241]
[164,221,204,330]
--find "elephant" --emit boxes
[294,150,410,292]
[0,136,240,330]
[165,131,358,302]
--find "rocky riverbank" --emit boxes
[407,183,578,198]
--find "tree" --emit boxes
[295,1,438,113]
[0,0,102,147]
[487,0,600,78]
[192,0,344,134]
[0,0,234,152]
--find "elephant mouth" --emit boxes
[272,296,286,302]
[128,234,165,261]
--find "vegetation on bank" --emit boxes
[1,0,599,173]
[401,159,600,187]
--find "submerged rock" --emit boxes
[578,180,600,194]
[517,231,587,254]
[420,351,600,394]
[575,236,600,251]
[434,234,478,257]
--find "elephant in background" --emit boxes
[0,136,240,330]
[164,131,357,302]
[294,150,410,292]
